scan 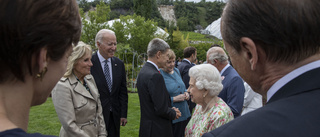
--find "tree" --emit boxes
[80,1,111,50]
[78,0,91,12]
[177,17,188,31]
[168,27,189,58]
[110,14,159,54]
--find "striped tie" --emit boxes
[104,60,112,92]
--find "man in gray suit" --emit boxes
[137,38,181,137]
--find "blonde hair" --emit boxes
[64,41,92,77]
[167,49,176,60]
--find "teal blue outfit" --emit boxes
[160,68,191,124]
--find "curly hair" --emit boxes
[189,64,223,97]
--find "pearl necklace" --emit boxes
[200,97,218,114]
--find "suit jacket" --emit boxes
[137,62,176,137]
[219,65,245,118]
[177,59,193,88]
[52,74,107,137]
[91,52,128,134]
[203,67,320,137]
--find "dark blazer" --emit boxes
[177,59,196,114]
[91,52,128,135]
[203,67,320,137]
[177,59,193,88]
[137,62,176,137]
[219,65,245,118]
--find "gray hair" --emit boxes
[189,64,223,97]
[95,29,115,47]
[64,41,92,77]
[207,47,229,64]
[147,38,170,58]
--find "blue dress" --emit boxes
[160,68,191,123]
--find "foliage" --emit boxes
[133,0,152,19]
[204,1,226,26]
[181,31,214,42]
[174,1,199,31]
[191,42,212,62]
[196,7,208,28]
[156,0,174,5]
[80,1,111,50]
[177,17,189,31]
[78,0,91,12]
[29,94,141,137]
[78,0,225,32]
[110,14,158,55]
[133,0,165,27]
[166,27,189,59]
[173,1,225,31]
[109,0,134,9]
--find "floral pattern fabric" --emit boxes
[185,98,234,137]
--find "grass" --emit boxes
[28,93,140,137]
[181,31,215,42]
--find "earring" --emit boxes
[36,67,48,81]
[203,94,206,98]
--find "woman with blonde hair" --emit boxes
[160,49,191,137]
[185,64,234,137]
[52,42,107,137]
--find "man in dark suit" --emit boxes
[203,0,320,136]
[137,38,181,137]
[91,29,128,137]
[177,46,197,114]
[206,47,245,118]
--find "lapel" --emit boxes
[268,67,320,103]
[69,74,95,100]
[85,75,99,101]
[110,57,116,94]
[92,53,111,94]
[221,66,231,85]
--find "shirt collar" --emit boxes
[267,60,320,102]
[220,64,230,75]
[97,50,111,63]
[147,60,159,71]
[183,58,191,64]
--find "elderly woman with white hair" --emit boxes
[185,64,234,137]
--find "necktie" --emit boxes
[104,60,112,92]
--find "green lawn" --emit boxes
[181,31,216,41]
[28,93,140,137]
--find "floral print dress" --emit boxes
[185,98,234,137]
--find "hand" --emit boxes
[172,107,181,119]
[173,94,186,102]
[184,92,190,100]
[120,118,127,126]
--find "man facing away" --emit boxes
[206,47,245,118]
[203,0,320,136]
[177,46,197,114]
[91,29,128,137]
[137,38,181,137]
